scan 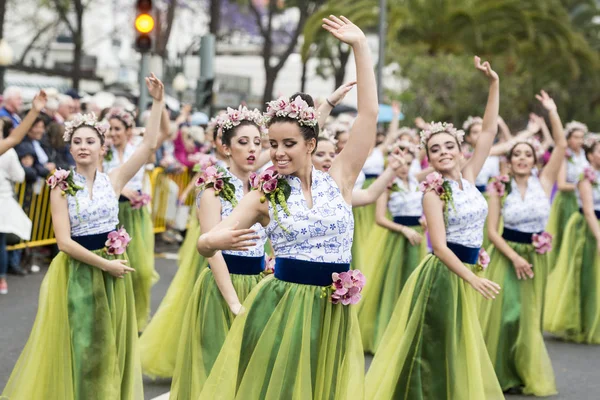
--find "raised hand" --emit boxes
[322,15,366,46]
[535,90,557,112]
[526,113,541,134]
[31,90,48,112]
[392,101,401,115]
[145,72,164,102]
[474,56,499,82]
[388,152,407,171]
[328,81,357,106]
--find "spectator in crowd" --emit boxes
[42,122,74,169]
[53,94,74,124]
[64,89,82,114]
[0,119,32,294]
[14,117,54,180]
[0,86,23,126]
[173,124,203,168]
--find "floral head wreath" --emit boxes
[63,112,109,142]
[216,105,266,135]
[264,95,318,127]
[419,122,465,149]
[318,128,337,146]
[565,121,588,137]
[389,139,418,157]
[106,107,136,129]
[397,127,417,138]
[462,116,483,133]
[509,137,544,159]
[584,133,600,149]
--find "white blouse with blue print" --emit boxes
[502,176,550,233]
[388,175,422,217]
[444,177,488,248]
[102,142,145,192]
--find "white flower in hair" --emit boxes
[63,112,109,142]
[462,116,483,132]
[584,133,600,148]
[565,121,588,136]
[419,122,465,149]
[216,105,266,134]
[106,108,136,128]
[264,95,318,127]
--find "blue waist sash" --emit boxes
[579,208,600,219]
[72,232,111,251]
[364,173,379,180]
[476,184,486,193]
[502,228,539,244]
[434,242,480,265]
[209,253,265,275]
[274,258,350,286]
[393,216,421,227]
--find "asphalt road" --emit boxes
[1,249,599,399]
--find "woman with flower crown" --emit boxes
[167,106,270,399]
[365,56,503,400]
[477,90,565,396]
[546,120,589,268]
[102,106,160,331]
[1,74,164,400]
[544,134,600,344]
[357,141,430,355]
[193,16,376,399]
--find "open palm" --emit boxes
[322,15,366,46]
[145,72,164,102]
[32,91,48,112]
[535,90,557,112]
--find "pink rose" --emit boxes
[227,107,242,125]
[478,248,490,269]
[262,178,278,193]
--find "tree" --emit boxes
[245,0,326,107]
[51,0,85,90]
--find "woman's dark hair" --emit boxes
[267,92,320,142]
[30,117,46,131]
[47,123,66,150]
[99,107,111,121]
[222,120,261,147]
[1,117,13,138]
[334,129,348,140]
[584,140,600,162]
[507,142,538,165]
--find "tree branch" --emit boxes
[248,0,267,38]
[272,3,310,73]
[18,19,60,65]
[51,0,76,34]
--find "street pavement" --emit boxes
[1,248,600,399]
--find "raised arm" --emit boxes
[0,91,47,156]
[157,106,171,148]
[324,16,378,196]
[50,188,133,277]
[377,102,402,152]
[316,81,356,129]
[537,90,566,194]
[462,56,500,183]
[110,73,164,194]
[579,179,600,251]
[497,116,511,142]
[424,191,501,299]
[351,153,403,206]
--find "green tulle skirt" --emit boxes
[478,241,556,396]
[351,177,377,270]
[138,218,207,379]
[358,226,427,354]
[365,254,504,400]
[170,268,265,399]
[1,251,143,400]
[198,275,365,400]
[546,190,578,269]
[178,213,200,270]
[545,212,600,343]
[118,202,159,331]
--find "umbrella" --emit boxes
[378,104,404,123]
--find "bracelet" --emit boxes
[326,98,335,108]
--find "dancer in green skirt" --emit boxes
[366,56,504,400]
[546,120,589,267]
[169,105,269,399]
[358,142,429,354]
[196,15,376,399]
[1,74,164,400]
[545,136,600,344]
[478,90,565,396]
[103,107,160,331]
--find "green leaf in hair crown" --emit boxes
[250,166,291,232]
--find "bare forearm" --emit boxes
[488,230,519,262]
[432,245,477,283]
[58,239,108,271]
[208,253,242,307]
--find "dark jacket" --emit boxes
[14,137,50,183]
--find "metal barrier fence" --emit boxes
[7,168,195,251]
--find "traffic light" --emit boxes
[135,0,154,52]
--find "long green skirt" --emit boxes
[198,275,365,399]
[118,202,159,331]
[365,255,504,400]
[351,177,377,270]
[478,241,556,396]
[177,212,200,270]
[546,190,578,269]
[545,212,600,343]
[169,268,264,399]
[138,217,207,379]
[358,226,427,354]
[1,251,143,400]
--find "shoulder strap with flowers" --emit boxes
[195,165,238,206]
[419,172,455,225]
[581,166,598,187]
[486,175,511,203]
[46,168,84,215]
[249,167,291,232]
